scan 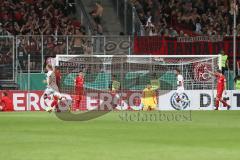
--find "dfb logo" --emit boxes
[170,92,190,110]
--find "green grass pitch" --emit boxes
[0,111,240,160]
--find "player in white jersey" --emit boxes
[43,64,59,99]
[43,64,72,112]
[43,64,65,112]
[174,69,190,109]
[176,69,184,95]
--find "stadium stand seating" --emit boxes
[0,0,82,35]
[132,0,238,36]
[0,0,87,71]
[0,0,86,88]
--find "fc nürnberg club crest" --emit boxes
[194,63,212,82]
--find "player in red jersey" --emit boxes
[48,93,65,113]
[211,70,231,110]
[74,72,85,110]
[0,92,13,112]
[54,66,61,90]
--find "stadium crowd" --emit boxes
[0,0,80,35]
[0,37,13,80]
[133,0,240,36]
[0,0,93,70]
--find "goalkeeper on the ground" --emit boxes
[142,85,157,111]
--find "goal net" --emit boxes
[55,55,220,110]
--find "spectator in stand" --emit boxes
[169,27,178,37]
[25,36,40,70]
[71,29,85,54]
[145,16,156,36]
[220,50,229,75]
[90,2,103,34]
[82,40,92,55]
[0,23,9,35]
[17,40,27,70]
[0,34,13,79]
[132,0,240,36]
[195,18,202,34]
[0,92,13,112]
[67,0,76,15]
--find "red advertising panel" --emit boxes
[133,36,240,58]
[0,90,145,111]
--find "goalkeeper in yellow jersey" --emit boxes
[109,75,121,92]
[142,85,157,111]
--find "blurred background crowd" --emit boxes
[0,0,95,71]
[132,0,240,36]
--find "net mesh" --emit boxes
[56,55,220,110]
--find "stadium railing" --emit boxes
[13,35,133,75]
[112,0,144,35]
[77,0,96,34]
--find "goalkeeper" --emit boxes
[142,85,157,111]
[109,75,121,92]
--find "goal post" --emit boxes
[55,54,221,110]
